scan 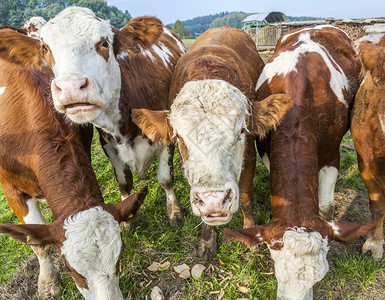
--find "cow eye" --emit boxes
[102,40,109,47]
[41,44,48,51]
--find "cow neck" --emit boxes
[31,70,104,219]
[268,107,319,226]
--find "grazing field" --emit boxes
[0,129,384,299]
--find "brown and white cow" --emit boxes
[0,6,186,228]
[0,16,46,38]
[224,25,375,300]
[131,27,292,257]
[351,35,385,261]
[0,27,147,300]
[23,16,47,38]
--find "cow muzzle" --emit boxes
[192,189,237,225]
[51,77,102,122]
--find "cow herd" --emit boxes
[0,6,384,300]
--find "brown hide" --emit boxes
[169,26,264,105]
[254,25,364,245]
[351,40,385,258]
[0,59,101,220]
[116,21,183,140]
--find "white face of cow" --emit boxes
[269,228,329,300]
[40,7,121,125]
[169,79,249,225]
[61,207,123,300]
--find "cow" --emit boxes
[351,35,385,261]
[23,16,47,38]
[0,16,46,38]
[0,6,186,229]
[131,26,292,257]
[224,25,375,300]
[0,27,147,300]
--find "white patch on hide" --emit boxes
[256,31,349,106]
[163,27,186,53]
[318,166,338,219]
[141,49,156,62]
[328,222,340,236]
[152,42,173,67]
[269,227,329,300]
[0,86,5,96]
[116,135,162,177]
[61,206,123,300]
[23,199,47,224]
[281,25,348,43]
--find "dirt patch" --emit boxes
[0,253,64,300]
[258,49,274,63]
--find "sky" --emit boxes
[107,0,385,25]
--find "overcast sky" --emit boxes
[107,0,385,24]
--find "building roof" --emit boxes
[243,12,289,24]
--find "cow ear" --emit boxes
[0,28,44,67]
[331,221,376,243]
[252,94,293,138]
[0,223,56,247]
[223,227,266,248]
[114,186,148,223]
[115,16,163,54]
[359,41,385,84]
[132,108,175,144]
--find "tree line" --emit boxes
[174,12,325,39]
[0,0,131,29]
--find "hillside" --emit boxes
[174,12,323,38]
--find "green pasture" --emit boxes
[0,130,384,299]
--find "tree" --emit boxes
[0,0,131,28]
[172,20,191,39]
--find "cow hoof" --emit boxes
[362,239,384,261]
[168,209,184,229]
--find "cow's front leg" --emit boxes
[197,223,217,260]
[239,134,257,228]
[99,132,133,199]
[2,184,61,299]
[158,144,184,228]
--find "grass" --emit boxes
[0,130,384,299]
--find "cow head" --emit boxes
[23,16,46,38]
[132,79,292,225]
[0,186,148,300]
[36,6,163,125]
[224,219,376,300]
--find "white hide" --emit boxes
[169,79,249,189]
[61,206,123,300]
[256,30,349,106]
[269,227,329,300]
[115,135,162,177]
[318,166,338,220]
[23,199,47,224]
[40,7,122,126]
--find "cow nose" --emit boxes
[192,189,236,225]
[52,78,90,100]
